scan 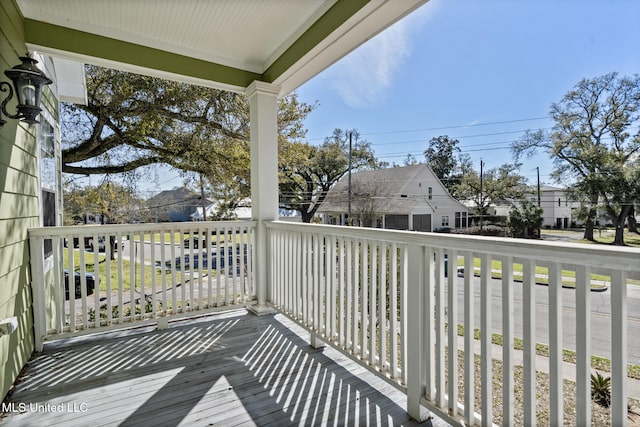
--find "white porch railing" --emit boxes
[266,221,639,426]
[29,221,256,349]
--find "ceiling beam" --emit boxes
[24,19,262,92]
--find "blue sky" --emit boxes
[141,0,639,195]
[295,0,640,186]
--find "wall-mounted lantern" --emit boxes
[0,54,53,128]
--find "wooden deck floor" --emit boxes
[2,310,447,426]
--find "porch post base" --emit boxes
[247,304,276,316]
[310,332,325,349]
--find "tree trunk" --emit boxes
[584,218,595,241]
[301,210,314,223]
[199,174,207,222]
[628,205,638,233]
[613,205,632,246]
[109,236,117,261]
[583,197,598,241]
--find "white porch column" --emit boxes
[246,81,280,315]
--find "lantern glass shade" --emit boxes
[4,56,53,124]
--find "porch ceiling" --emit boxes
[16,0,428,95]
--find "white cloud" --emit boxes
[330,6,430,108]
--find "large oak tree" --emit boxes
[423,135,473,193]
[455,162,527,218]
[62,65,314,203]
[279,129,379,223]
[513,73,640,244]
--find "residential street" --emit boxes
[451,275,640,365]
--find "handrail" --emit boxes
[266,220,637,426]
[29,220,257,349]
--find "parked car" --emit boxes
[183,236,208,249]
[64,270,95,300]
[172,244,247,275]
[64,235,119,252]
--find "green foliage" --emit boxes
[63,178,148,225]
[279,129,380,222]
[455,162,527,216]
[508,200,543,238]
[63,66,315,204]
[591,372,611,407]
[513,73,640,245]
[423,135,472,193]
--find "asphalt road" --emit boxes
[449,275,640,365]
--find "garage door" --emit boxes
[412,214,432,232]
[385,214,409,230]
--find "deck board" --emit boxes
[2,310,448,426]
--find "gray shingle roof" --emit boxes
[318,164,451,214]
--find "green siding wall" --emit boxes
[0,0,39,400]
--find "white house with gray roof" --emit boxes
[318,164,469,232]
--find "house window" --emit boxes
[39,116,58,259]
[40,120,56,192]
[455,211,467,228]
[428,187,432,200]
[558,197,561,207]
[442,215,449,227]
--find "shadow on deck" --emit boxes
[2,310,443,426]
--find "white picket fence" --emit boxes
[266,221,639,426]
[29,221,256,349]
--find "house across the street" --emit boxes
[522,185,573,229]
[146,187,209,222]
[191,198,301,222]
[318,164,469,232]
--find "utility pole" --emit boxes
[347,131,353,226]
[536,166,541,238]
[536,166,541,207]
[199,173,207,222]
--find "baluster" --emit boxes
[502,256,514,425]
[379,242,387,375]
[575,265,591,426]
[435,249,446,408]
[369,241,377,366]
[610,270,628,427]
[159,231,167,314]
[480,253,492,427]
[390,243,399,381]
[522,258,536,426]
[463,252,474,423]
[548,262,563,426]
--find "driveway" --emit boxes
[540,228,615,243]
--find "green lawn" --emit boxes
[540,228,640,248]
[65,249,166,293]
[589,230,640,247]
[456,257,614,289]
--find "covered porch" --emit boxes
[11,220,640,426]
[4,310,439,426]
[1,1,639,426]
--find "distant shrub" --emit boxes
[452,225,505,237]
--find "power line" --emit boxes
[369,128,553,147]
[306,116,551,141]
